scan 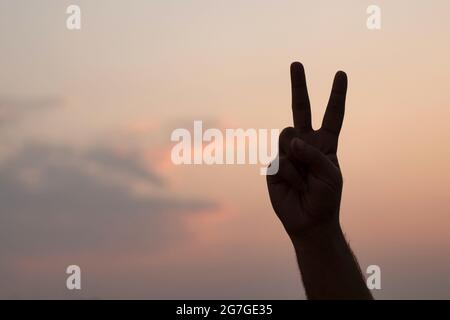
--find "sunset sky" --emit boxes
[1,0,450,299]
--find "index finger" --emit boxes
[291,62,312,132]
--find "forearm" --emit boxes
[290,221,373,300]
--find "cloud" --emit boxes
[85,146,164,186]
[0,96,61,125]
[0,142,217,258]
[0,110,224,298]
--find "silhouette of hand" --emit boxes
[267,62,348,240]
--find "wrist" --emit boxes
[289,219,344,252]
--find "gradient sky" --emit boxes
[1,0,450,299]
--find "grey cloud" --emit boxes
[0,96,61,125]
[85,146,163,186]
[0,142,217,257]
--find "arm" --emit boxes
[292,222,372,299]
[267,62,372,300]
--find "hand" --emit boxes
[267,62,348,241]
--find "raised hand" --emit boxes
[266,62,372,299]
[267,62,347,239]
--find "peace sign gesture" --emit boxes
[267,62,348,238]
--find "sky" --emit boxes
[1,0,450,299]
